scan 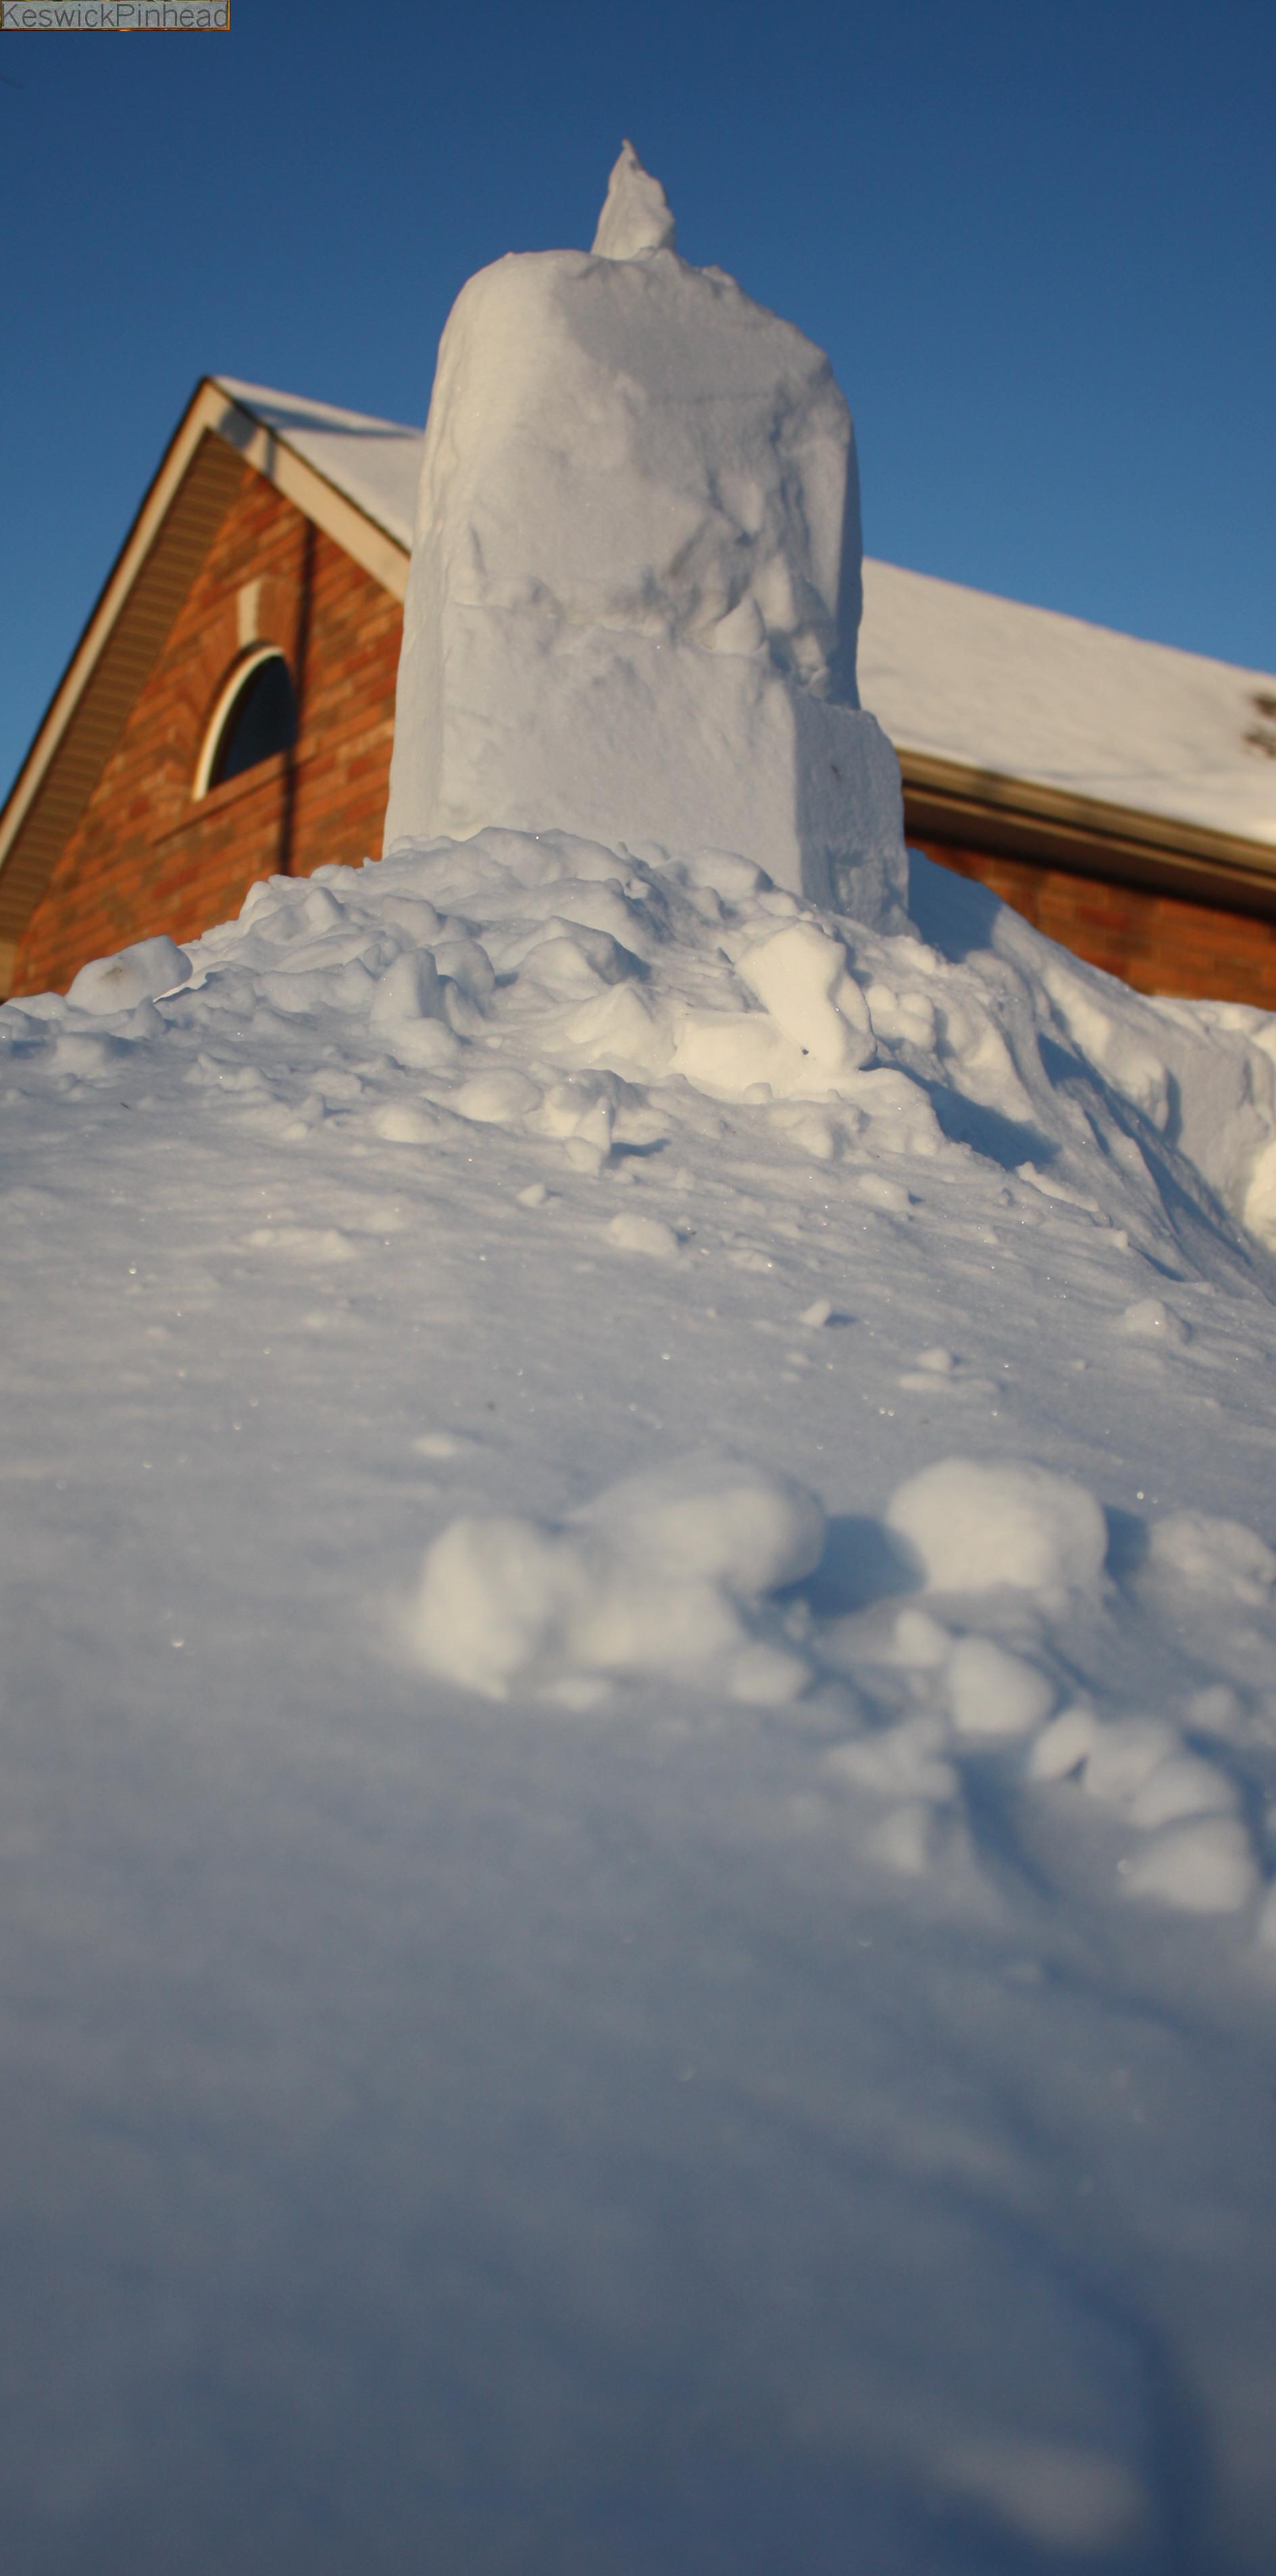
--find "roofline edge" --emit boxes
[899,748,1276,916]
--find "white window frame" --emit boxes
[193,644,292,800]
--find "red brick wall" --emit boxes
[913,836,1276,1010]
[12,467,403,998]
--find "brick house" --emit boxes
[3,376,1275,1005]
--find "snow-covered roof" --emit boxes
[213,378,422,555]
[860,559,1276,851]
[218,378,1276,854]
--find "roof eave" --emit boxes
[899,747,1276,917]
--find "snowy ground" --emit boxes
[4,835,1276,2573]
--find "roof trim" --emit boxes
[205,379,411,600]
[899,748,1276,919]
[0,378,411,994]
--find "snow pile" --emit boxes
[8,824,1276,1949]
[7,822,1276,2565]
[25,818,1272,1256]
[384,145,906,922]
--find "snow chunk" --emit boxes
[1122,1818,1259,1915]
[368,948,442,1028]
[1128,1755,1236,1831]
[605,1211,681,1259]
[798,1297,834,1329]
[886,1458,1108,1602]
[1119,1297,1190,1346]
[1081,1718,1181,1806]
[945,1636,1054,1738]
[591,139,677,259]
[580,1456,825,1594]
[66,935,190,1014]
[403,1454,823,1703]
[888,1608,951,1670]
[737,922,872,1073]
[1028,1705,1100,1780]
[1147,1510,1276,1605]
[406,1514,594,1702]
[452,1070,542,1126]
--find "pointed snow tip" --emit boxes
[592,140,678,261]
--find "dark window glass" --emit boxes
[209,654,297,788]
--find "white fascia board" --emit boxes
[207,382,411,601]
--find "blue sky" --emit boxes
[3,0,1273,799]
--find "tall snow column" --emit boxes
[384,143,907,925]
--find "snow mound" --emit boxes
[8,825,1276,1273]
[8,821,1276,2565]
[384,147,906,921]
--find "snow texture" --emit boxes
[383,147,907,923]
[7,812,1276,2569]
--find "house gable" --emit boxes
[10,457,402,998]
[0,380,411,998]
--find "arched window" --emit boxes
[195,648,297,798]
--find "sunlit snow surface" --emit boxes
[5,838,1276,2573]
